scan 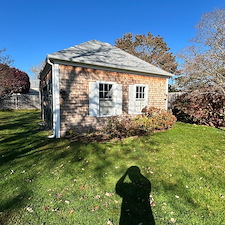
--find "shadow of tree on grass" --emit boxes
[0,110,160,224]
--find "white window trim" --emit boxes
[98,81,115,117]
[128,84,149,115]
[89,81,122,117]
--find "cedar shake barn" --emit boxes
[39,40,174,138]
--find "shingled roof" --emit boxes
[47,40,173,77]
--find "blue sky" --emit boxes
[1,0,225,79]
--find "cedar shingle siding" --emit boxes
[59,65,167,136]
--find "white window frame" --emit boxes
[89,81,122,117]
[128,84,148,114]
[99,81,115,116]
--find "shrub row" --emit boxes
[104,107,177,139]
[172,91,225,128]
[67,107,177,142]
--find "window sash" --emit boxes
[99,83,113,99]
[136,85,146,100]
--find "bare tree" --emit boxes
[30,60,45,78]
[0,48,13,66]
[0,49,14,96]
[177,9,225,94]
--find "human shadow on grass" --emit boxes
[116,166,155,225]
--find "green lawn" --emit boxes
[0,110,225,225]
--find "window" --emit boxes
[89,81,122,117]
[129,84,148,114]
[136,86,146,100]
[99,83,114,116]
[99,83,113,99]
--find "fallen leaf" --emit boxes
[80,185,88,189]
[44,206,50,211]
[25,179,33,183]
[107,219,114,225]
[170,218,176,223]
[70,209,75,213]
[94,195,101,199]
[26,207,33,213]
[52,208,60,212]
[151,202,156,207]
[105,192,114,197]
[79,196,87,200]
[91,205,100,212]
[57,193,63,198]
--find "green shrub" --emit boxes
[172,91,225,127]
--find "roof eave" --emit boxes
[38,58,52,79]
[48,55,174,78]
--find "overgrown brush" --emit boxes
[104,107,176,139]
[67,107,176,142]
[172,91,225,127]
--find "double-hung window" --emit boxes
[99,83,114,116]
[89,81,122,117]
[129,84,148,114]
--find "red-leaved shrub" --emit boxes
[0,64,30,96]
[172,91,225,127]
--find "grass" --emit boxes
[0,110,225,225]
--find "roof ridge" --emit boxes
[47,40,173,77]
